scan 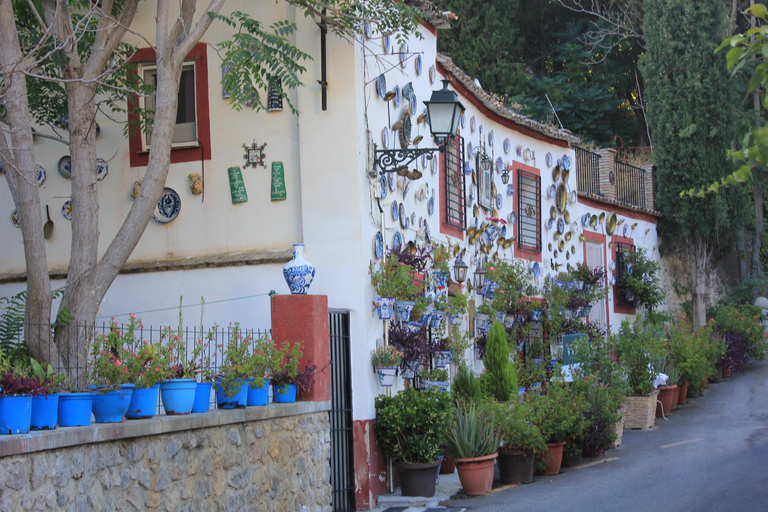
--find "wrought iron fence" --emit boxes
[614,158,647,210]
[575,146,601,196]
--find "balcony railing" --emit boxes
[615,159,647,210]
[575,147,601,197]
[575,146,654,211]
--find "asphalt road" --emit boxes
[444,360,768,512]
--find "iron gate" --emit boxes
[329,310,355,511]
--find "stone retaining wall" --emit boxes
[0,403,331,512]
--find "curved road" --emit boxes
[446,359,768,512]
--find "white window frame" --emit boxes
[140,61,199,150]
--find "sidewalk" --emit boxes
[369,470,466,512]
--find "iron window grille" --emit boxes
[444,135,466,231]
[517,170,541,252]
[615,241,636,305]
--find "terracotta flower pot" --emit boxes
[395,460,441,497]
[454,453,498,495]
[670,384,680,411]
[722,360,732,378]
[439,453,456,474]
[655,385,677,418]
[678,381,688,405]
[497,449,534,485]
[536,442,566,476]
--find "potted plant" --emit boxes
[653,355,679,418]
[371,345,403,387]
[0,352,45,434]
[572,375,624,458]
[246,334,275,406]
[491,400,546,485]
[482,321,517,401]
[214,322,255,409]
[370,253,419,320]
[122,315,173,419]
[666,317,714,403]
[617,248,664,311]
[29,359,66,430]
[270,342,319,403]
[374,387,453,497]
[418,367,449,391]
[161,304,205,415]
[446,402,501,495]
[530,382,588,475]
[88,319,135,423]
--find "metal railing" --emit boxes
[575,146,601,196]
[615,159,647,210]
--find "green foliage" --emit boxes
[619,248,664,311]
[640,0,740,254]
[490,400,547,456]
[482,322,517,401]
[369,254,419,300]
[715,304,768,360]
[374,387,453,464]
[530,382,588,445]
[30,359,66,395]
[570,335,629,396]
[452,363,482,404]
[446,402,502,459]
[486,260,535,315]
[121,315,172,389]
[370,345,403,368]
[666,316,717,393]
[88,319,132,390]
[0,292,29,366]
[612,317,664,395]
[571,374,624,454]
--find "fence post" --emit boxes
[271,294,330,402]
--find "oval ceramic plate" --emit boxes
[557,218,565,234]
[96,158,108,181]
[550,205,557,221]
[508,211,516,225]
[388,172,395,192]
[556,183,567,213]
[467,142,474,159]
[570,190,577,204]
[623,225,629,237]
[36,164,46,186]
[62,200,72,220]
[546,153,553,167]
[392,200,399,221]
[470,116,476,133]
[381,127,389,149]
[57,156,72,179]
[10,209,20,228]
[399,44,407,68]
[460,112,466,129]
[383,35,391,53]
[562,154,572,171]
[503,138,511,154]
[399,203,406,229]
[496,193,503,209]
[376,74,386,99]
[374,231,384,259]
[393,85,401,108]
[464,161,472,176]
[380,176,387,199]
[547,184,556,199]
[429,65,436,84]
[496,157,504,172]
[428,196,435,216]
[153,187,181,224]
[582,213,590,227]
[488,130,494,146]
[393,231,403,252]
[507,184,515,196]
[430,156,437,174]
[415,54,422,76]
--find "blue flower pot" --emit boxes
[125,385,159,419]
[395,300,415,322]
[160,379,197,415]
[374,297,395,320]
[58,393,95,427]
[216,378,248,409]
[274,383,297,403]
[92,384,135,423]
[0,395,33,434]
[192,382,213,413]
[30,394,59,431]
[247,379,270,406]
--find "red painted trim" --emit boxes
[439,137,465,240]
[437,63,570,149]
[128,44,212,167]
[353,419,387,510]
[582,230,610,330]
[611,234,637,315]
[578,196,658,223]
[512,161,542,263]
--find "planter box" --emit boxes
[623,390,659,430]
[609,405,628,448]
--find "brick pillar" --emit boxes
[596,148,617,201]
[271,294,330,402]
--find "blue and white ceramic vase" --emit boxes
[283,244,315,294]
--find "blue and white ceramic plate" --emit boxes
[381,127,389,149]
[516,145,523,157]
[411,212,416,226]
[507,184,515,196]
[402,82,413,101]
[393,85,401,108]
[61,200,72,220]
[547,218,554,231]
[374,231,384,259]
[399,44,407,68]
[399,203,406,228]
[424,221,431,242]
[388,172,395,192]
[508,211,517,225]
[470,116,476,133]
[562,154,572,171]
[460,112,466,129]
[415,54,422,76]
[152,187,181,224]
[469,188,475,204]
[546,152,553,167]
[623,224,629,237]
[421,153,427,169]
[501,225,507,237]
[503,138,511,154]
[403,179,410,199]
[409,93,417,115]
[488,130,494,146]
[496,157,504,172]
[57,156,72,179]
[557,218,565,234]
[383,35,391,53]
[36,164,46,186]
[467,142,473,159]
[582,214,590,226]
[392,200,399,221]
[430,155,437,174]
[393,231,403,252]
[496,193,503,209]
[380,176,387,199]
[376,74,386,99]
[96,158,108,181]
[464,161,471,175]
[428,196,434,216]
[429,65,436,84]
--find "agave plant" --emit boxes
[446,402,502,460]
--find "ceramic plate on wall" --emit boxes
[415,55,422,76]
[61,200,72,220]
[496,193,503,209]
[393,231,403,252]
[399,44,407,68]
[428,196,435,216]
[57,156,72,179]
[546,152,553,167]
[10,209,20,228]
[374,231,384,259]
[429,65,436,84]
[393,85,401,108]
[376,75,386,99]
[152,188,181,224]
[470,116,476,133]
[496,157,504,172]
[508,211,516,225]
[460,112,466,129]
[507,184,515,196]
[392,200,399,221]
[383,35,391,53]
[488,130,494,146]
[503,138,511,154]
[388,172,395,192]
[381,127,389,149]
[430,156,437,174]
[399,203,406,228]
[96,158,108,181]
[36,164,46,186]
[379,176,388,199]
[467,142,473,159]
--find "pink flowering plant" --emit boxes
[164,298,205,379]
[88,318,131,390]
[214,322,257,398]
[370,345,403,368]
[121,315,173,389]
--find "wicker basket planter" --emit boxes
[623,390,660,430]
[609,405,628,448]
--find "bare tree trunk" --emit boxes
[690,236,709,328]
[0,0,56,365]
[752,184,764,277]
[737,225,750,280]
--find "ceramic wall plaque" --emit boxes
[271,161,286,201]
[228,166,248,204]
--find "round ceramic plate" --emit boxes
[496,193,502,209]
[393,231,403,252]
[547,184,556,200]
[409,93,417,114]
[424,221,431,242]
[415,55,422,76]
[582,213,590,227]
[62,200,72,220]
[376,75,386,99]
[460,112,466,129]
[496,157,504,172]
[10,209,20,228]
[571,222,579,234]
[623,224,629,237]
[152,187,181,224]
[381,127,388,149]
[399,44,407,68]
[379,176,387,199]
[546,153,553,167]
[429,65,436,84]
[36,164,46,186]
[508,211,516,225]
[57,156,72,179]
[464,161,471,176]
[556,183,567,213]
[374,231,384,258]
[562,154,572,171]
[430,156,437,174]
[399,203,406,229]
[96,158,108,181]
[570,190,577,204]
[428,196,434,216]
[507,184,515,196]
[503,138,511,154]
[557,218,565,234]
[388,172,395,192]
[392,200,399,221]
[467,142,473,159]
[488,130,494,146]
[470,116,476,133]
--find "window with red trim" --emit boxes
[439,136,465,239]
[128,44,211,167]
[517,169,541,253]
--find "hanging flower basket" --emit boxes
[433,350,453,368]
[395,300,416,322]
[430,310,447,329]
[376,367,398,387]
[374,297,396,320]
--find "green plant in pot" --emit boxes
[667,318,716,400]
[480,321,517,401]
[530,382,588,475]
[446,402,502,495]
[490,399,546,484]
[374,387,453,497]
[617,248,664,311]
[370,253,419,320]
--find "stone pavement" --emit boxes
[369,470,466,512]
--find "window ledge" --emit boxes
[137,143,201,155]
[0,400,331,458]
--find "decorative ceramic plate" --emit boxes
[376,74,386,99]
[562,154,572,171]
[501,225,507,237]
[404,214,410,230]
[429,65,436,84]
[469,188,474,204]
[496,193,503,209]
[36,164,46,186]
[570,190,577,204]
[392,200,399,221]
[393,85,401,108]
[609,274,616,286]
[516,145,523,157]
[508,211,516,225]
[393,231,403,252]
[410,213,416,227]
[488,130,494,146]
[550,205,557,221]
[424,221,431,242]
[571,222,579,234]
[96,158,108,181]
[415,55,422,76]
[383,35,391,53]
[582,214,590,227]
[496,157,504,172]
[556,183,567,213]
[503,138,511,154]
[590,215,598,228]
[460,112,466,129]
[547,218,554,231]
[388,172,395,192]
[10,209,20,228]
[507,184,515,196]
[57,156,72,179]
[546,152,553,167]
[399,203,406,229]
[557,218,565,234]
[381,127,388,149]
[402,82,413,101]
[399,44,407,68]
[428,196,435,216]
[623,224,629,237]
[430,155,437,174]
[62,200,72,220]
[610,260,616,271]
[380,176,388,199]
[547,184,556,200]
[470,116,476,133]
[464,161,472,176]
[153,188,181,224]
[374,231,384,258]
[467,142,474,159]
[409,93,417,114]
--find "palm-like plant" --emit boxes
[446,402,502,459]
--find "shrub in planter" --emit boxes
[490,400,546,484]
[374,387,453,497]
[715,304,768,364]
[445,403,501,495]
[613,317,664,396]
[122,317,173,419]
[572,375,624,457]
[0,356,46,434]
[617,248,664,311]
[29,359,66,430]
[666,317,717,398]
[530,382,588,474]
[482,321,517,401]
[452,363,482,404]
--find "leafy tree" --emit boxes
[639,0,740,327]
[482,321,517,401]
[0,0,423,381]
